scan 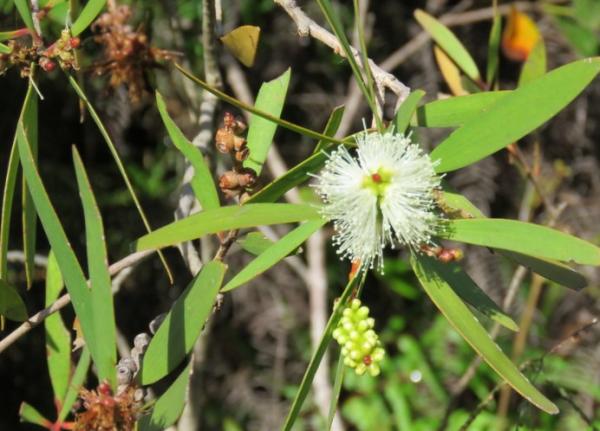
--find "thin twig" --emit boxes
[0,250,153,354]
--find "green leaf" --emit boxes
[134,203,321,252]
[414,9,480,82]
[555,16,599,57]
[394,89,425,133]
[412,91,510,128]
[44,252,71,402]
[314,105,345,154]
[237,231,276,255]
[327,355,345,430]
[418,259,518,331]
[282,275,359,431]
[58,347,91,422]
[243,69,291,175]
[140,261,226,384]
[21,80,38,289]
[248,152,329,204]
[71,0,106,36]
[519,41,547,87]
[411,254,558,414]
[440,189,587,290]
[0,279,27,321]
[16,123,101,381]
[431,58,600,172]
[486,9,502,86]
[441,218,600,266]
[68,75,173,283]
[0,42,10,53]
[19,402,50,427]
[155,92,219,210]
[72,147,117,388]
[138,361,192,431]
[13,0,34,32]
[222,219,325,291]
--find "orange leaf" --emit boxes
[502,6,541,62]
[434,45,468,96]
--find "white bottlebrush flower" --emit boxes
[313,131,441,272]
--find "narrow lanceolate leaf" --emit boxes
[414,9,480,82]
[155,92,219,210]
[248,151,329,204]
[140,261,226,384]
[394,89,425,133]
[440,189,587,290]
[518,40,547,87]
[0,279,27,321]
[68,76,173,283]
[419,259,518,331]
[222,219,326,291]
[71,0,107,36]
[412,92,510,128]
[314,105,345,154]
[0,42,10,54]
[244,68,291,175]
[411,255,558,414]
[486,10,502,86]
[17,125,101,380]
[45,252,71,401]
[138,361,192,431]
[13,0,34,32]
[73,147,117,388]
[58,347,91,422]
[134,203,321,252]
[21,80,38,289]
[19,402,51,427]
[431,58,600,172]
[282,275,359,431]
[441,218,600,266]
[434,45,467,96]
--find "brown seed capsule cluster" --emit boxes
[74,382,139,431]
[421,245,464,263]
[216,112,257,199]
[91,2,176,103]
[39,29,80,71]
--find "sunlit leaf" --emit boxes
[220,25,260,67]
[519,40,547,87]
[431,58,600,172]
[244,68,291,175]
[314,105,345,153]
[0,279,27,321]
[394,90,425,134]
[19,402,50,427]
[222,219,326,291]
[414,9,480,81]
[71,0,107,36]
[502,7,541,62]
[411,254,558,414]
[487,9,502,85]
[134,203,321,252]
[58,347,91,422]
[140,261,226,384]
[434,45,467,96]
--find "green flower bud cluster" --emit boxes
[332,298,385,376]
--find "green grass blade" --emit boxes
[1,134,20,281]
[431,58,600,172]
[139,260,226,384]
[138,360,192,431]
[222,219,326,291]
[394,89,425,133]
[441,218,600,266]
[72,146,117,388]
[0,42,11,54]
[13,0,34,32]
[411,254,558,414]
[155,92,219,210]
[58,347,91,422]
[70,0,106,36]
[412,91,510,128]
[314,105,345,154]
[0,279,27,321]
[67,75,173,283]
[134,203,321,252]
[327,354,345,430]
[19,402,50,427]
[414,9,480,82]
[244,69,291,175]
[16,123,101,380]
[174,63,344,146]
[486,8,502,86]
[45,252,71,402]
[21,80,38,289]
[418,259,518,331]
[282,275,359,431]
[519,40,547,87]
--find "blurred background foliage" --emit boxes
[1,0,600,430]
